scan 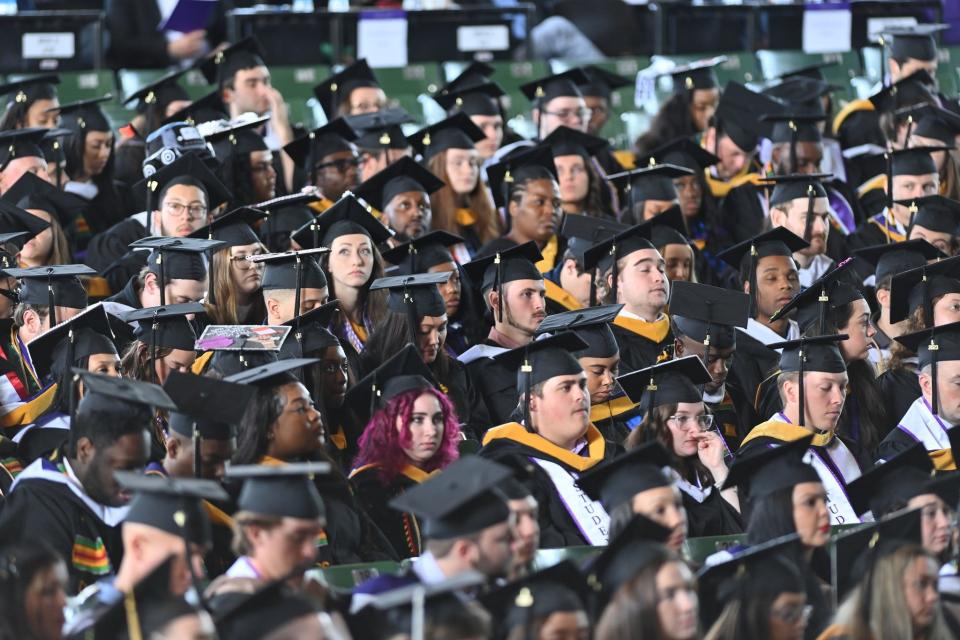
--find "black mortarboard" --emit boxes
[888,254,960,324]
[188,206,266,247]
[212,579,318,640]
[73,369,177,417]
[282,118,357,185]
[559,215,629,304]
[164,370,249,446]
[519,69,590,104]
[891,145,948,177]
[279,299,340,359]
[253,193,319,247]
[881,23,947,62]
[130,236,224,306]
[642,204,690,248]
[485,144,558,210]
[27,302,115,382]
[670,280,750,351]
[290,193,391,250]
[345,343,436,425]
[117,470,227,545]
[257,248,328,291]
[894,321,960,418]
[577,441,671,510]
[716,227,809,318]
[907,104,960,145]
[609,163,692,203]
[126,302,203,352]
[381,230,462,274]
[0,127,47,167]
[312,59,381,120]
[197,37,266,87]
[768,335,847,428]
[895,194,960,235]
[353,156,445,212]
[853,239,945,285]
[462,241,543,323]
[0,74,58,105]
[407,112,486,161]
[346,107,414,150]
[433,81,505,117]
[371,271,449,341]
[123,67,190,112]
[224,357,319,388]
[52,95,112,132]
[162,89,227,127]
[847,442,958,518]
[5,264,93,324]
[663,56,725,92]
[2,170,84,230]
[541,125,609,159]
[763,113,825,174]
[389,456,512,538]
[580,221,656,301]
[133,152,233,229]
[479,560,587,637]
[0,179,53,241]
[535,304,623,359]
[868,69,937,114]
[714,82,784,152]
[763,173,831,214]
[721,434,819,497]
[770,258,863,334]
[833,508,922,602]
[763,76,836,114]
[578,65,632,99]
[617,355,712,419]
[638,137,719,172]
[227,462,329,519]
[443,61,496,92]
[203,115,270,159]
[776,61,837,82]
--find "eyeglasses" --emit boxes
[163,202,207,219]
[229,253,264,268]
[315,157,360,173]
[667,414,714,431]
[542,108,592,123]
[771,604,813,626]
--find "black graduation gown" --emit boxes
[478,422,619,548]
[436,358,492,442]
[680,485,743,538]
[729,331,780,413]
[350,465,426,559]
[464,343,522,428]
[877,366,921,435]
[718,182,767,245]
[610,315,673,375]
[311,472,399,566]
[83,217,149,293]
[846,212,906,252]
[874,422,921,464]
[707,380,759,451]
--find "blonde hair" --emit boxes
[427,150,500,245]
[205,245,267,325]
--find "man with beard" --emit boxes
[766,173,835,287]
[353,156,445,243]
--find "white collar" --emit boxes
[741,318,799,350]
[618,309,665,322]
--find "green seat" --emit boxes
[489,60,550,119]
[318,561,403,590]
[56,70,117,105]
[268,65,330,129]
[116,69,169,103]
[376,64,443,124]
[683,533,746,565]
[533,546,602,571]
[935,46,960,98]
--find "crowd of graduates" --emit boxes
[0,18,960,640]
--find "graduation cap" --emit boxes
[762,113,825,172]
[223,357,319,388]
[662,56,726,92]
[227,462,328,519]
[130,236,224,306]
[641,204,691,249]
[371,272,449,342]
[117,470,227,545]
[880,23,947,62]
[617,355,713,422]
[253,192,320,248]
[380,230,463,275]
[211,578,319,640]
[762,173,832,249]
[282,118,358,186]
[133,152,233,232]
[346,107,415,150]
[197,37,266,87]
[891,145,949,178]
[609,163,692,206]
[1,170,84,231]
[461,241,543,324]
[353,156,445,213]
[345,343,437,425]
[670,280,750,357]
[126,303,204,377]
[406,112,486,161]
[535,303,623,359]
[776,61,838,82]
[559,214,629,305]
[389,455,512,538]
[577,65,632,99]
[763,76,837,114]
[443,61,496,92]
[770,258,863,334]
[312,59,380,120]
[0,73,59,106]
[432,81,505,117]
[162,89,228,127]
[638,137,720,173]
[123,66,190,120]
[485,144,558,210]
[580,221,656,301]
[767,335,848,428]
[894,321,960,418]
[492,331,588,428]
[714,82,784,152]
[4,264,94,325]
[290,192,391,250]
[479,561,587,638]
[853,239,945,285]
[73,369,177,431]
[541,125,609,159]
[188,206,266,248]
[203,115,270,161]
[27,302,115,388]
[279,299,340,360]
[900,103,960,146]
[888,253,960,324]
[895,194,960,235]
[51,95,112,132]
[720,434,818,498]
[577,441,671,510]
[0,127,48,168]
[716,227,810,318]
[519,68,590,104]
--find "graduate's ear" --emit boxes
[143,271,159,295]
[674,338,684,356]
[165,433,179,461]
[875,287,890,309]
[919,368,933,400]
[486,288,500,316]
[75,436,95,465]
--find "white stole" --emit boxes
[895,396,953,452]
[531,458,609,545]
[804,446,862,525]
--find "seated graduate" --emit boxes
[361,275,490,441]
[739,335,862,526]
[254,192,319,253]
[480,332,617,547]
[620,357,742,537]
[764,173,836,288]
[900,195,960,258]
[222,463,328,581]
[349,348,461,558]
[353,155,445,244]
[212,578,330,640]
[908,105,960,205]
[544,213,628,313]
[609,162,692,226]
[225,358,396,565]
[203,118,276,210]
[647,206,699,283]
[876,322,960,467]
[105,239,214,315]
[3,171,78,268]
[313,59,387,121]
[459,242,546,425]
[541,125,617,219]
[258,250,329,326]
[582,222,673,373]
[0,372,172,594]
[347,108,414,183]
[670,280,757,448]
[282,119,360,214]
[432,62,507,164]
[0,542,71,640]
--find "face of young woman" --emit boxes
[933,293,960,326]
[20,208,54,264]
[83,130,113,178]
[87,353,121,377]
[320,345,349,408]
[269,382,323,459]
[328,234,374,290]
[398,392,444,466]
[154,348,197,386]
[429,262,461,317]
[417,314,448,364]
[24,561,68,640]
[907,493,955,557]
[554,154,590,206]
[25,99,59,129]
[632,485,688,551]
[538,610,590,640]
[655,561,699,640]
[445,148,481,194]
[840,298,875,362]
[661,243,693,282]
[229,243,265,295]
[791,481,830,548]
[767,591,809,640]
[902,554,941,634]
[666,401,709,458]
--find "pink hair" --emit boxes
[353,387,461,484]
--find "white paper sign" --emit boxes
[357,13,408,69]
[22,33,75,59]
[802,9,852,54]
[457,25,509,52]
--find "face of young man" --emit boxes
[770,197,830,257]
[615,248,669,321]
[226,66,273,116]
[749,255,800,322]
[530,372,590,448]
[492,279,547,338]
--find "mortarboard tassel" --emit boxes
[906,200,918,235]
[193,421,202,479]
[404,284,419,345]
[930,332,940,416]
[157,250,166,307]
[789,120,798,174]
[884,152,893,244]
[748,243,759,320]
[294,253,304,344]
[610,242,619,302]
[797,338,806,428]
[495,252,504,324]
[702,302,713,396]
[802,184,816,243]
[149,313,159,385]
[123,589,144,640]
[521,352,533,432]
[646,374,658,425]
[66,328,76,423]
[904,115,914,149]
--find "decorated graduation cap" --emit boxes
[371,272,449,342]
[130,236,223,305]
[714,81,783,152]
[771,258,863,335]
[479,560,587,638]
[290,192,391,250]
[5,264,94,325]
[224,357,319,388]
[282,118,358,186]
[853,239,945,285]
[353,155,445,213]
[716,227,809,318]
[203,115,270,165]
[312,58,380,120]
[117,470,227,545]
[721,434,818,498]
[577,65,632,99]
[162,89,228,127]
[461,241,543,324]
[577,441,671,510]
[671,280,750,357]
[0,73,58,106]
[406,112,485,161]
[345,343,437,426]
[389,455,512,539]
[433,80,505,117]
[580,220,656,301]
[227,462,329,519]
[768,334,848,428]
[381,229,463,275]
[888,253,960,324]
[134,152,233,232]
[189,205,266,247]
[895,194,960,235]
[346,107,414,150]
[492,331,588,428]
[663,55,726,92]
[541,125,609,159]
[617,355,713,420]
[0,127,48,168]
[609,163,693,207]
[893,321,960,418]
[126,303,204,383]
[638,136,720,173]
[255,248,330,342]
[880,23,947,62]
[198,37,266,87]
[520,68,590,105]
[536,303,623,359]
[485,144,558,211]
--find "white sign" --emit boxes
[22,32,75,59]
[357,14,408,68]
[457,25,510,52]
[802,8,852,54]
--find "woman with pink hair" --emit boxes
[349,380,462,559]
